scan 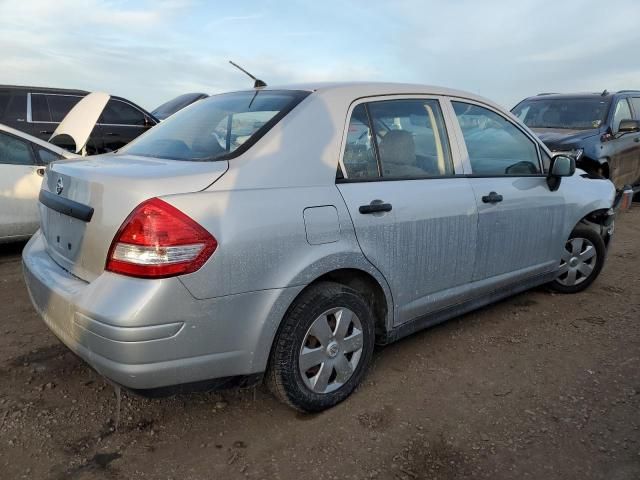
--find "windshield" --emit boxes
[151,93,208,120]
[512,97,611,130]
[121,90,309,161]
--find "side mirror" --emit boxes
[547,154,575,191]
[144,116,155,127]
[618,119,640,133]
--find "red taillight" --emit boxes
[106,198,217,279]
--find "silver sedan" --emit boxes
[23,83,615,411]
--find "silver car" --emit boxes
[23,83,615,411]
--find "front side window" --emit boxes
[341,99,453,179]
[100,100,146,126]
[612,99,632,132]
[0,132,34,165]
[453,101,540,175]
[120,90,309,161]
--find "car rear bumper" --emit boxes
[22,231,302,390]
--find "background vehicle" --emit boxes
[0,85,158,153]
[512,90,640,190]
[23,83,615,412]
[0,124,77,243]
[151,92,209,120]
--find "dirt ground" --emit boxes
[0,208,638,480]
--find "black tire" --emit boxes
[266,281,375,412]
[549,225,606,294]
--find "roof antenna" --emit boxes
[601,89,608,96]
[229,60,267,88]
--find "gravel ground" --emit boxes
[0,208,638,480]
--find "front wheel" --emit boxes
[549,225,606,294]
[266,282,375,412]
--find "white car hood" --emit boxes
[49,92,110,154]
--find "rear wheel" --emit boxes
[267,282,375,412]
[549,225,605,293]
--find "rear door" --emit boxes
[448,99,566,286]
[337,97,478,326]
[0,131,41,238]
[97,98,152,152]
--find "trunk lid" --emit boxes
[39,154,227,281]
[49,92,110,154]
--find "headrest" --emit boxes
[379,130,415,165]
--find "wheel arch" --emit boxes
[252,261,395,374]
[577,208,615,247]
[303,268,391,340]
[580,155,610,179]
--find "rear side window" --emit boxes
[369,99,453,178]
[100,100,146,125]
[453,101,540,175]
[47,94,82,122]
[0,91,10,118]
[5,92,27,121]
[0,132,34,165]
[36,147,63,164]
[342,104,379,178]
[120,90,309,161]
[341,99,453,179]
[31,94,52,122]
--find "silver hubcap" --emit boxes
[556,237,597,286]
[299,307,364,394]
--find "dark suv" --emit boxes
[512,91,640,190]
[0,85,158,153]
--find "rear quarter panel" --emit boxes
[166,185,392,303]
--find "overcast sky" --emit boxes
[1,0,639,111]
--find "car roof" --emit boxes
[0,85,153,116]
[0,123,78,158]
[522,90,640,101]
[0,84,89,96]
[225,81,505,110]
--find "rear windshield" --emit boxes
[120,90,309,161]
[512,97,611,130]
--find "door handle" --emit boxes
[359,201,392,214]
[634,137,639,143]
[105,132,119,136]
[482,191,503,204]
[39,130,53,135]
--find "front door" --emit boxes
[337,98,478,326]
[610,97,640,187]
[449,100,567,285]
[97,99,151,152]
[0,131,42,239]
